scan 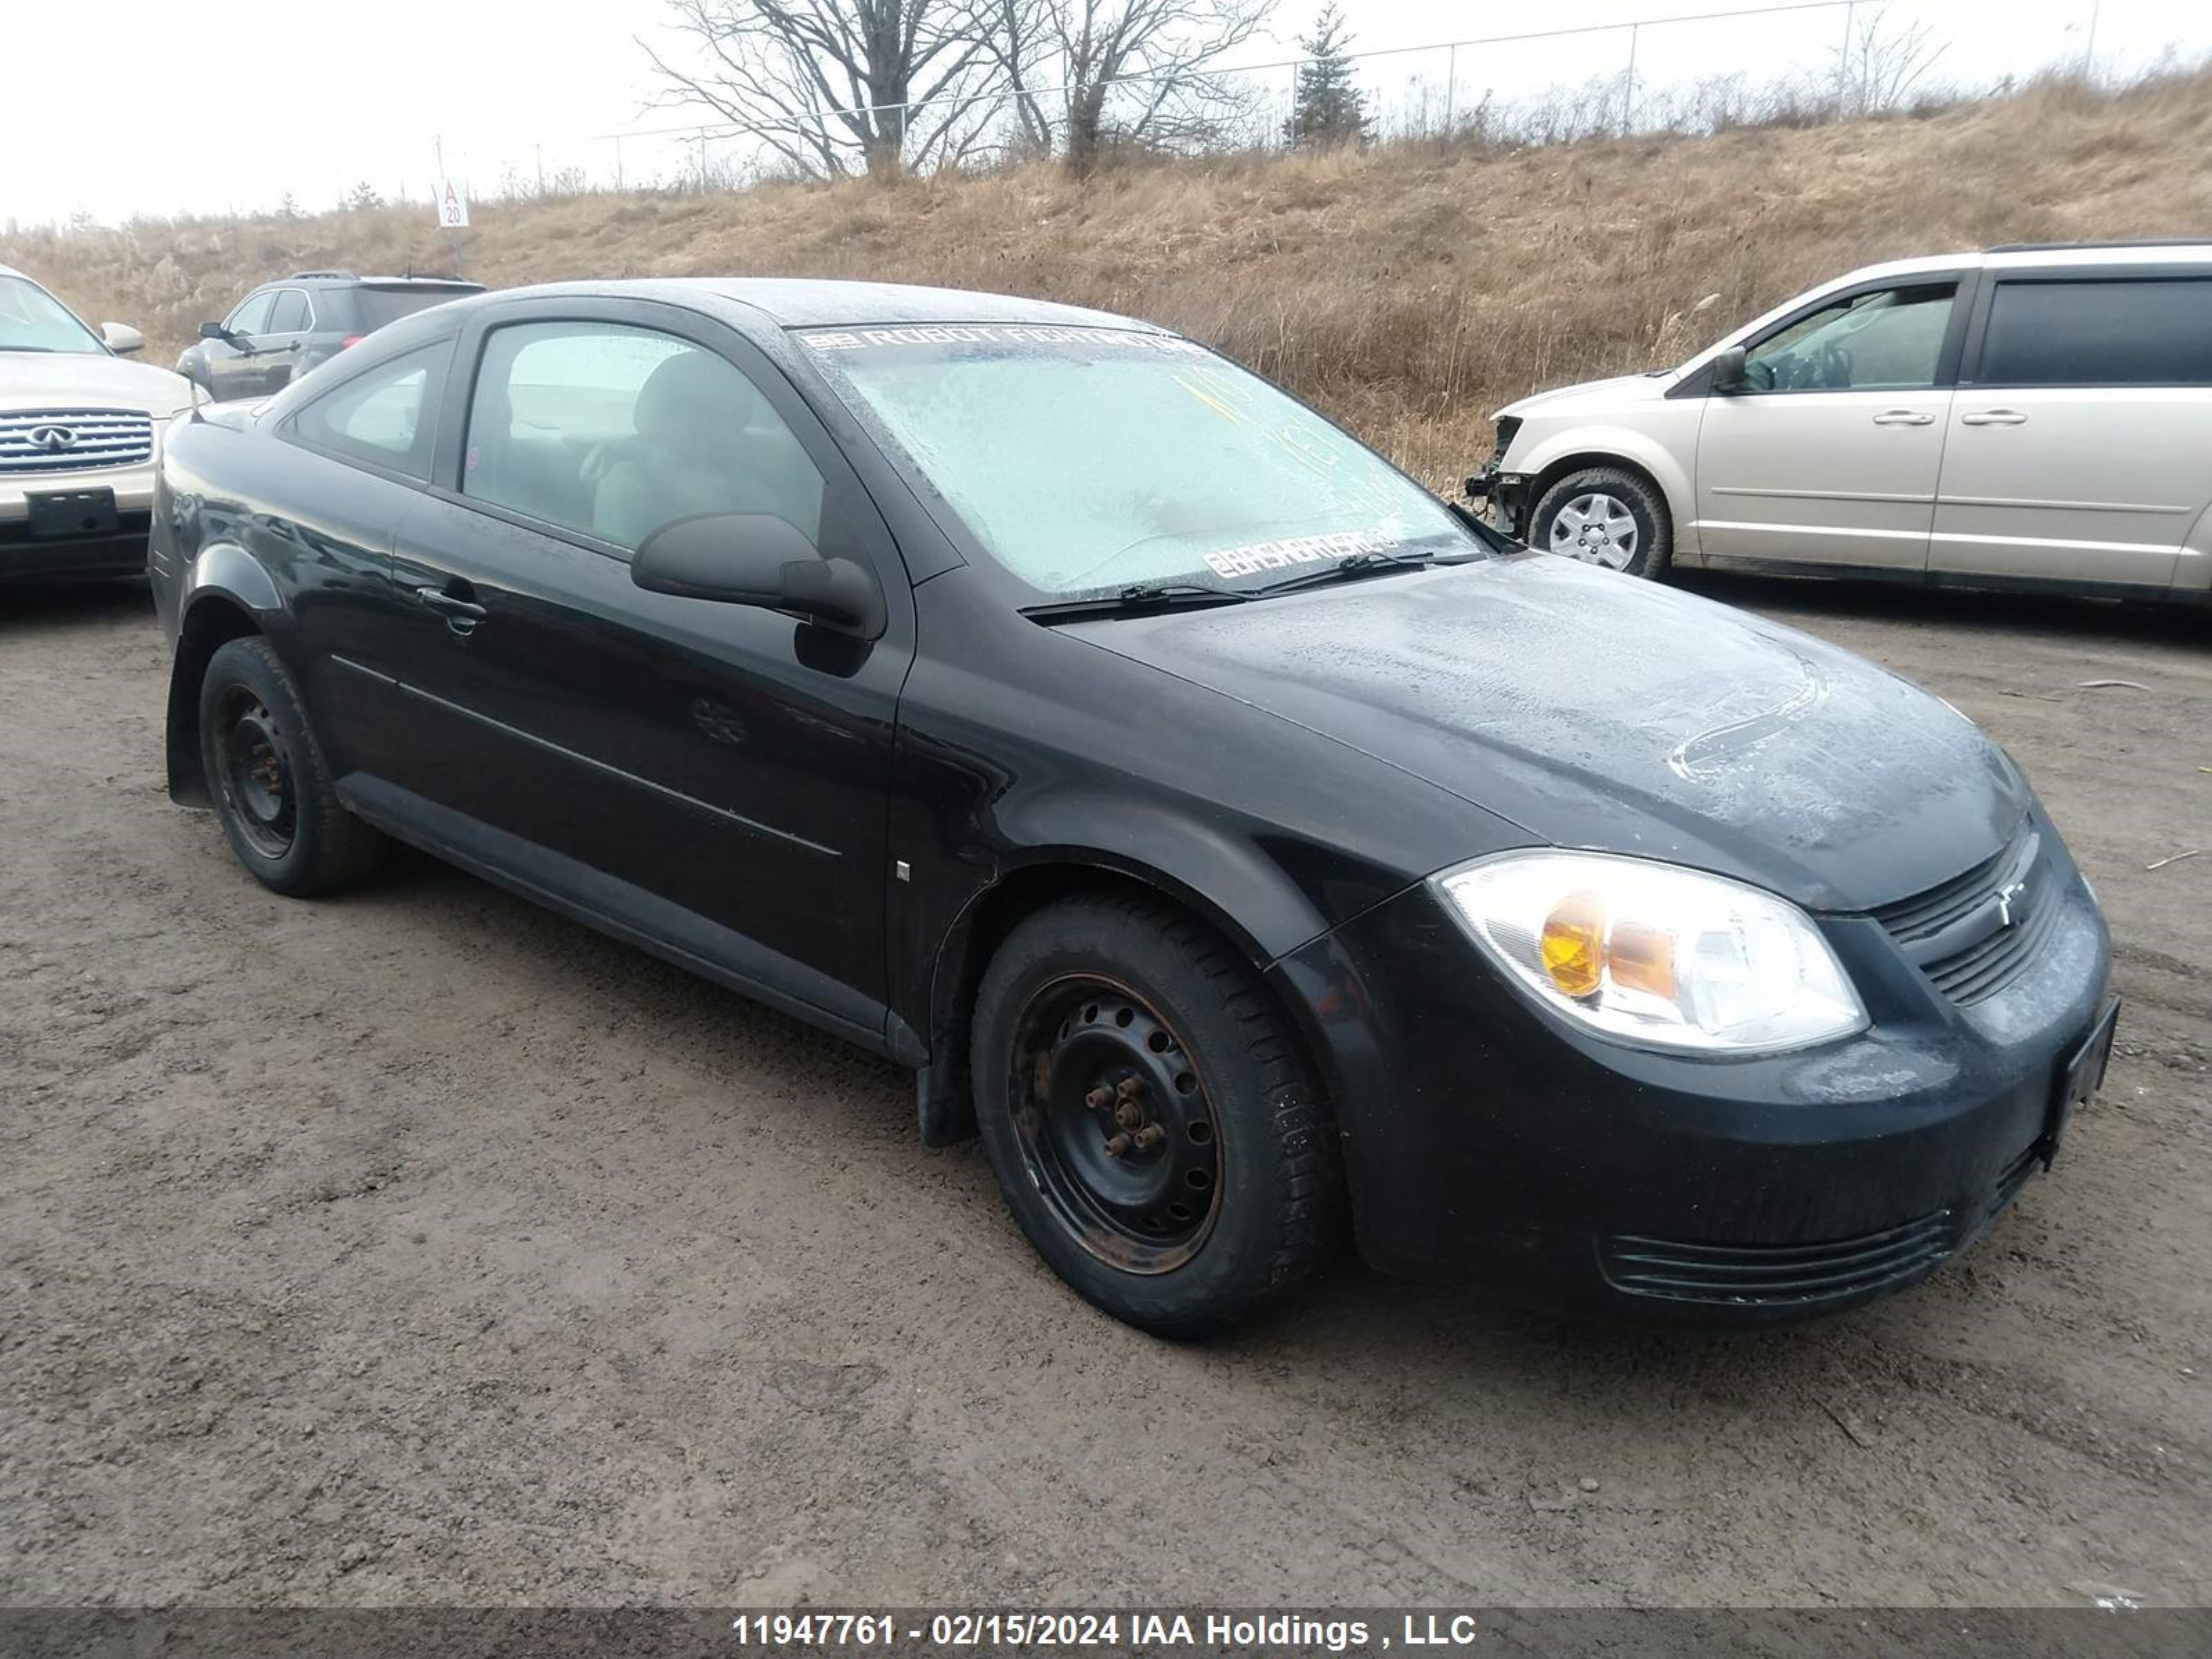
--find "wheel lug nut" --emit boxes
[1115,1100,1143,1130]
[1115,1076,1143,1100]
[1132,1124,1166,1152]
[1103,1132,1132,1158]
[1085,1086,1114,1111]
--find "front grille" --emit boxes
[1601,1211,1955,1306]
[0,409,156,474]
[1871,823,2056,1004]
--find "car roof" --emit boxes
[452,276,1158,333]
[1835,241,2212,288]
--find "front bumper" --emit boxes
[1,462,156,581]
[1271,842,2113,1325]
[1463,465,1531,538]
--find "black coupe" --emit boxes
[149,280,2116,1336]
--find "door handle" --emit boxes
[1960,409,2028,426]
[1872,409,1936,426]
[415,585,487,624]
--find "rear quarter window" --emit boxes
[286,339,452,480]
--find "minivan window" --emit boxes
[265,290,310,334]
[1978,277,2212,387]
[288,341,448,479]
[802,324,1473,597]
[462,321,825,552]
[226,292,276,335]
[1743,283,1956,392]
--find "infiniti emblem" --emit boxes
[27,424,78,452]
[1995,878,2029,928]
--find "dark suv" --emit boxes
[175,271,483,402]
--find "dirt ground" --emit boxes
[1,573,2206,1610]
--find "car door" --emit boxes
[205,290,275,402]
[1693,277,1965,570]
[377,297,913,1042]
[254,288,315,394]
[1931,270,2212,590]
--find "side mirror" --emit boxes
[632,513,885,638]
[1710,345,1749,395]
[198,321,228,341]
[101,322,145,355]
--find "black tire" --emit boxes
[1530,465,1673,579]
[971,892,1341,1339]
[197,636,385,896]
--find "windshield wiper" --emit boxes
[0,345,59,353]
[1252,546,1473,597]
[1022,580,1255,622]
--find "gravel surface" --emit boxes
[2,574,2206,1607]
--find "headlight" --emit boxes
[1434,851,1866,1055]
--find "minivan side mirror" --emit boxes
[100,322,145,355]
[1710,345,1750,394]
[632,513,886,639]
[198,321,229,341]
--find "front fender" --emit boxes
[1512,423,1697,538]
[910,785,1422,1147]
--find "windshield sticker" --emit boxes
[1203,527,1403,581]
[803,324,1206,357]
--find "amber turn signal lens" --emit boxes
[1539,892,1605,998]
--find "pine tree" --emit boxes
[1284,4,1370,149]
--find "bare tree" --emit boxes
[965,0,1275,170]
[1833,5,1950,120]
[642,0,1001,180]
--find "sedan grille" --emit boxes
[1870,823,2057,1004]
[1600,1212,1955,1306]
[0,409,156,474]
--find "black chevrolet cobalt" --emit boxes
[149,280,2118,1337]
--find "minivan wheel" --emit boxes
[198,637,385,897]
[1531,466,1672,578]
[971,893,1341,1339]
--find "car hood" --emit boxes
[1497,371,1674,418]
[1069,554,2027,913]
[0,351,196,417]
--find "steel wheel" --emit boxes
[1008,975,1223,1275]
[212,688,297,860]
[1548,491,1640,570]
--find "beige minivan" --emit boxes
[1471,241,2212,606]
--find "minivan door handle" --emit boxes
[1872,409,1936,426]
[1960,409,2028,426]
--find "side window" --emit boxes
[460,320,825,553]
[266,290,310,334]
[288,341,448,479]
[1978,278,2212,387]
[226,291,276,335]
[1743,283,1956,392]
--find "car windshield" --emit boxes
[800,324,1474,597]
[0,275,104,354]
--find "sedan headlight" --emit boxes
[1434,851,1866,1055]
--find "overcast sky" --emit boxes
[7,0,2202,225]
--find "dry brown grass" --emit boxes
[10,66,2211,485]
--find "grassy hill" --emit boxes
[9,66,2211,485]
